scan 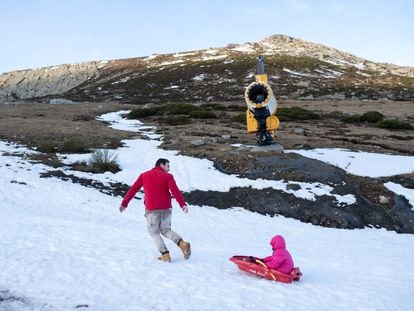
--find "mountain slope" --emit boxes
[1,34,413,103]
[1,126,414,310]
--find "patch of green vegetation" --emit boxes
[89,149,121,173]
[360,111,384,123]
[188,110,217,119]
[165,103,197,115]
[60,137,88,153]
[126,106,165,118]
[227,104,244,111]
[276,107,320,121]
[50,157,63,168]
[341,111,384,123]
[230,113,246,124]
[159,116,191,125]
[199,103,227,111]
[376,119,413,130]
[37,141,56,153]
[341,114,362,123]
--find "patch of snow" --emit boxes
[314,69,343,78]
[173,52,197,58]
[231,44,255,53]
[111,76,131,84]
[193,74,206,81]
[334,58,365,69]
[384,182,414,209]
[164,85,180,90]
[144,54,158,61]
[159,60,184,66]
[204,49,219,55]
[357,71,371,77]
[287,148,414,178]
[283,68,312,77]
[202,55,228,61]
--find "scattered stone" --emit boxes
[294,128,305,135]
[143,103,156,108]
[221,134,231,139]
[191,139,205,146]
[49,98,75,105]
[379,195,390,204]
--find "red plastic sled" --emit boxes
[230,255,302,284]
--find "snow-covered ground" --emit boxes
[1,112,414,310]
[287,148,414,208]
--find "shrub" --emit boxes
[89,149,121,173]
[230,113,246,124]
[37,141,56,153]
[341,114,362,123]
[165,103,196,115]
[277,107,320,121]
[360,111,384,123]
[61,137,88,153]
[376,119,413,130]
[50,157,63,168]
[227,104,244,111]
[189,110,217,119]
[200,103,227,111]
[159,116,191,125]
[126,106,164,119]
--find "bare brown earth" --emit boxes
[1,99,413,233]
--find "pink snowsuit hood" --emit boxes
[263,235,294,274]
[270,235,286,250]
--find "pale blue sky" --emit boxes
[1,0,413,73]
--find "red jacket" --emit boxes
[121,166,186,210]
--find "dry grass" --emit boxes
[0,101,136,151]
[1,99,413,174]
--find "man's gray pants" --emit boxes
[145,209,182,253]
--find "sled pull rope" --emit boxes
[187,211,223,247]
[255,259,276,281]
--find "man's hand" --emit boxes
[181,205,188,213]
[119,205,127,213]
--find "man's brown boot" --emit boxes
[177,239,191,260]
[158,251,171,262]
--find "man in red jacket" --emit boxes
[119,158,191,262]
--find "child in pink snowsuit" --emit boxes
[263,235,294,274]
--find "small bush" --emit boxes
[50,157,63,168]
[341,114,362,123]
[189,110,217,119]
[61,137,88,153]
[227,104,244,111]
[277,107,320,121]
[89,149,120,173]
[200,103,227,111]
[230,113,246,124]
[37,141,56,153]
[360,111,384,123]
[165,103,196,115]
[376,119,413,130]
[159,116,191,125]
[126,107,164,119]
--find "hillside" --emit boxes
[1,34,413,103]
[1,115,414,310]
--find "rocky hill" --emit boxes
[1,34,413,103]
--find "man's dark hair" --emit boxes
[155,158,169,167]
